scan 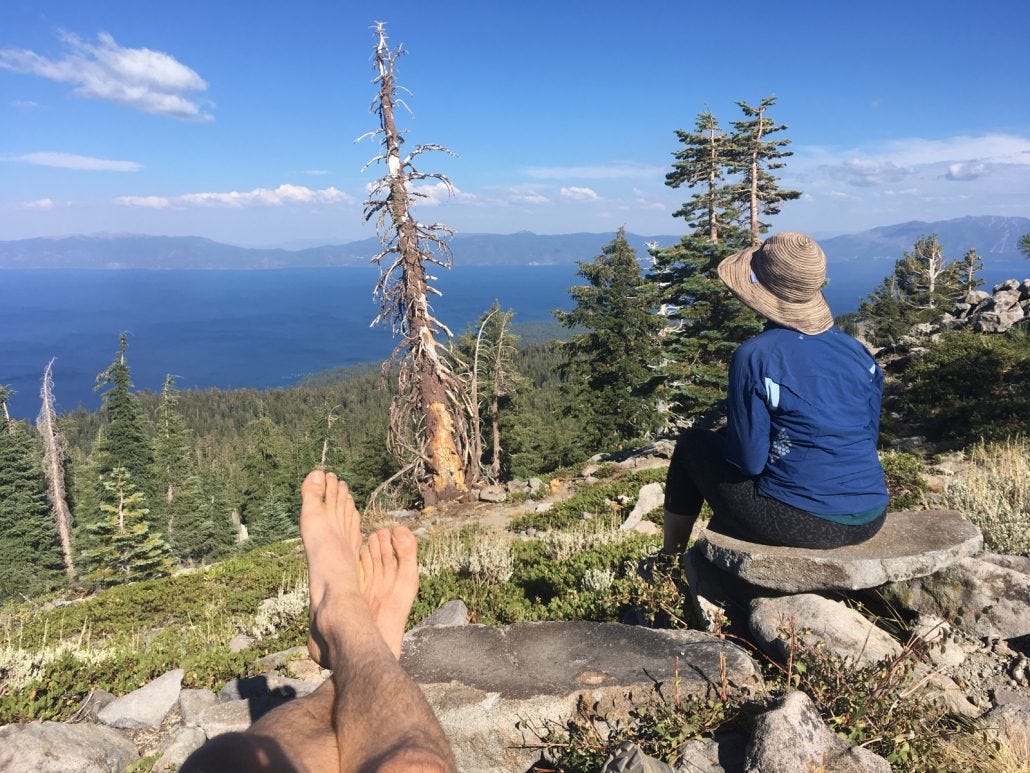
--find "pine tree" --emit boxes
[894,234,960,318]
[80,467,174,588]
[858,273,909,345]
[246,488,297,546]
[555,229,663,451]
[238,416,293,533]
[652,106,766,422]
[1020,233,1030,258]
[954,248,984,294]
[152,376,196,541]
[650,236,763,420]
[0,389,62,598]
[93,334,155,506]
[728,96,801,243]
[666,111,741,243]
[298,400,347,477]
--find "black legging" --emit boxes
[664,428,885,549]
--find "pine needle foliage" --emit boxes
[80,467,174,588]
[555,229,662,451]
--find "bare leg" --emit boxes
[183,471,454,773]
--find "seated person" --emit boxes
[663,232,888,554]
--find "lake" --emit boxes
[0,263,919,419]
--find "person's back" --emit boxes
[725,326,888,521]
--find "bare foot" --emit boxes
[299,470,364,667]
[358,527,420,659]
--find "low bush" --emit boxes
[879,450,928,509]
[944,437,1030,556]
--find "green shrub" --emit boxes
[879,451,927,509]
[510,468,666,532]
[891,331,1030,445]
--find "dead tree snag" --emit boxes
[363,22,471,504]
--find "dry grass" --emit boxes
[937,726,1030,773]
[944,438,1030,556]
[540,515,633,561]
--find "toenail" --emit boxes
[310,470,325,484]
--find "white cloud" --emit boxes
[508,191,550,204]
[115,184,355,209]
[302,169,330,176]
[10,99,41,110]
[409,181,475,206]
[945,161,987,181]
[115,195,172,209]
[23,197,56,209]
[560,186,599,201]
[526,161,663,180]
[16,151,141,171]
[0,31,211,120]
[825,159,912,187]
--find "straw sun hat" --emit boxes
[717,232,834,335]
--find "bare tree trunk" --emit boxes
[469,309,497,483]
[749,106,765,244]
[707,126,719,244]
[365,24,470,505]
[489,313,509,480]
[38,360,75,580]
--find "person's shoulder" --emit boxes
[823,327,875,358]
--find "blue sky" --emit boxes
[1,0,1028,246]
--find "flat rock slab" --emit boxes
[698,509,982,592]
[403,621,761,773]
[404,620,761,699]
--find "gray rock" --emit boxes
[97,668,184,730]
[978,703,1030,752]
[974,305,1025,333]
[413,599,469,628]
[582,463,602,477]
[478,485,507,503]
[218,674,320,702]
[601,741,675,772]
[750,596,978,717]
[620,482,665,530]
[535,501,554,513]
[228,633,255,653]
[155,726,206,769]
[675,734,747,773]
[179,688,218,727]
[889,435,927,451]
[506,479,528,493]
[632,520,661,536]
[386,508,418,519]
[965,289,991,305]
[981,553,1030,575]
[750,594,902,666]
[71,688,116,721]
[528,477,544,493]
[199,698,259,736]
[0,720,139,773]
[989,289,1022,309]
[994,279,1021,293]
[254,644,310,672]
[404,621,761,773]
[882,556,1030,640]
[698,510,982,592]
[745,691,891,772]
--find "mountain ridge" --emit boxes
[0,215,1027,272]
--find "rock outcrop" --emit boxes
[698,509,982,592]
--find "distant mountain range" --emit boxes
[1,216,1027,276]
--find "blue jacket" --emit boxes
[725,326,888,522]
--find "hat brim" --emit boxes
[717,244,834,335]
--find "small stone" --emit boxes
[228,633,255,653]
[478,485,507,503]
[179,688,217,728]
[156,726,206,770]
[386,508,418,519]
[534,502,553,513]
[584,475,599,485]
[620,482,665,531]
[581,463,601,477]
[527,477,544,493]
[632,521,660,536]
[413,599,469,628]
[525,527,538,537]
